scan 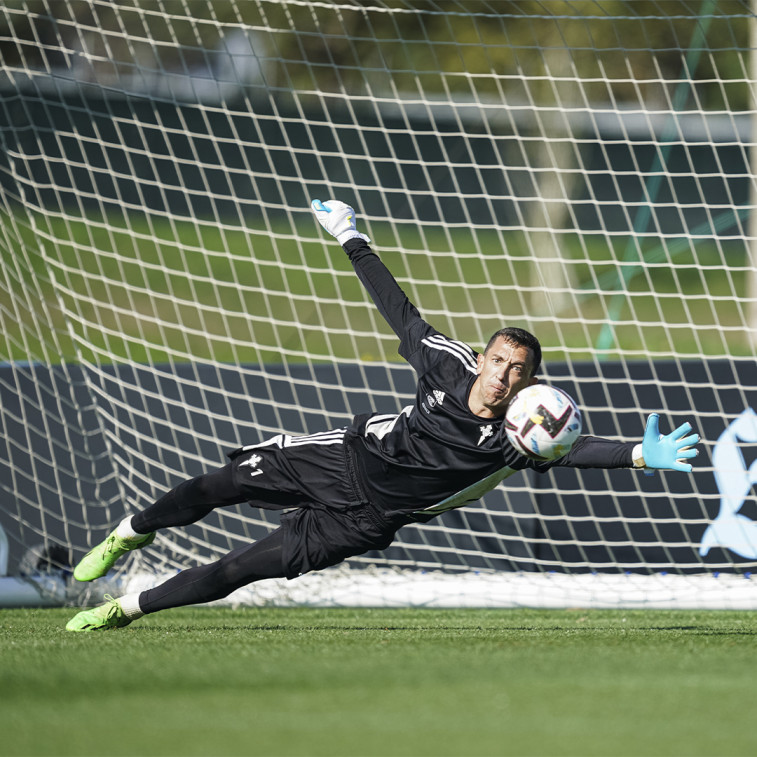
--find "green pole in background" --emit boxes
[595,1,718,357]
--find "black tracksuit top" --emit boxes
[341,237,635,522]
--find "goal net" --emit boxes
[2,0,757,609]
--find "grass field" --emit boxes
[2,606,757,757]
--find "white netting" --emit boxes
[1,1,756,607]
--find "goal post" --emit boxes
[2,1,757,609]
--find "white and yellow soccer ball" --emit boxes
[504,384,582,460]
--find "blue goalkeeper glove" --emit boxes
[311,199,370,245]
[633,413,700,473]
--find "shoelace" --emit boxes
[102,595,121,622]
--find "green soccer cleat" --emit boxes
[73,529,155,582]
[66,595,132,632]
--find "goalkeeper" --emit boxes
[66,200,700,632]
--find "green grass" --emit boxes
[1,209,753,365]
[2,607,757,757]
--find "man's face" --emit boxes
[469,337,537,418]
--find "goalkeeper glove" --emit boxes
[311,199,370,245]
[632,413,700,473]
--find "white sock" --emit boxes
[115,515,142,541]
[118,592,145,620]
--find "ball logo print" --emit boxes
[518,403,572,439]
[505,385,582,460]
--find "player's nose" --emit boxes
[502,364,521,385]
[494,364,509,382]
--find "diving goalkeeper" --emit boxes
[66,200,700,631]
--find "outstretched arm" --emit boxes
[311,198,426,343]
[551,414,700,472]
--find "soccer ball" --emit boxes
[504,384,582,460]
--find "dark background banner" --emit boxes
[1,359,754,575]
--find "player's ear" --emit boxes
[528,375,539,387]
[476,352,484,374]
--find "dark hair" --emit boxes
[484,327,542,376]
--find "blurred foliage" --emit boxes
[0,0,753,109]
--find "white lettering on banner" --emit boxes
[700,407,757,559]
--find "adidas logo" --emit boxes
[424,389,446,414]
